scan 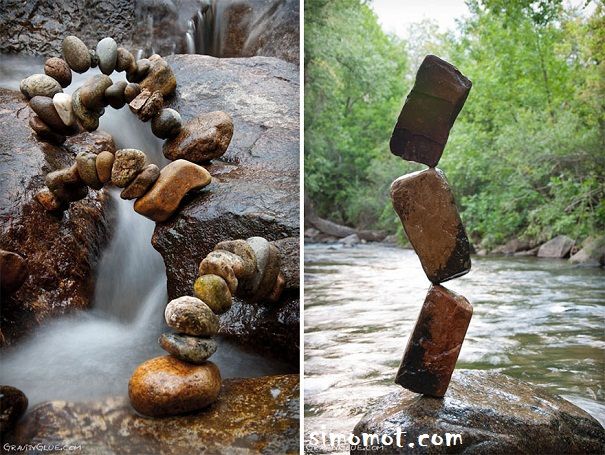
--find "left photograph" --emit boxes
[0,1,300,453]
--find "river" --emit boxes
[304,242,605,450]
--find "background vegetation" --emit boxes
[304,0,604,249]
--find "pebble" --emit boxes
[62,35,91,73]
[105,81,128,109]
[163,111,233,163]
[80,74,113,110]
[111,148,147,187]
[89,49,99,68]
[35,188,63,212]
[20,74,63,99]
[128,356,221,417]
[193,274,232,314]
[164,296,219,336]
[158,333,218,364]
[0,251,28,294]
[127,58,150,83]
[0,385,28,433]
[29,116,66,144]
[129,89,163,122]
[72,88,101,132]
[76,152,102,189]
[95,151,115,184]
[213,240,256,279]
[44,57,72,88]
[133,159,211,222]
[115,47,136,73]
[96,37,118,75]
[52,93,75,126]
[267,272,286,303]
[140,55,177,97]
[29,96,73,135]
[151,108,182,139]
[120,163,160,200]
[123,83,141,103]
[45,163,89,202]
[199,251,247,293]
[239,237,280,301]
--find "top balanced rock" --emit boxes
[390,55,472,167]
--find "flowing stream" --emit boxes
[304,243,605,444]
[0,57,288,406]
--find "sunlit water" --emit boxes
[0,57,289,406]
[304,243,605,447]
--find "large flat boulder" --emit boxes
[0,88,113,345]
[352,370,604,454]
[537,234,575,258]
[8,375,299,454]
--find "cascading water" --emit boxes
[0,56,289,406]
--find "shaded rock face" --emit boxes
[570,236,605,267]
[8,375,299,454]
[353,370,605,454]
[0,88,113,345]
[151,55,299,362]
[538,234,576,258]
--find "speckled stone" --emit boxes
[96,37,118,75]
[193,274,232,314]
[105,81,128,109]
[158,333,218,364]
[80,74,113,111]
[20,74,63,99]
[198,252,239,294]
[123,83,141,103]
[35,188,64,211]
[52,93,75,127]
[151,108,182,139]
[62,35,91,73]
[76,152,102,190]
[29,96,73,135]
[111,148,147,187]
[115,47,136,73]
[164,296,219,336]
[120,164,160,200]
[95,151,115,184]
[213,239,257,279]
[72,88,101,132]
[44,57,72,88]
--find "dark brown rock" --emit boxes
[272,237,299,290]
[140,55,177,98]
[72,88,101,132]
[123,83,141,103]
[390,55,472,167]
[120,164,160,200]
[115,47,136,73]
[80,74,113,111]
[28,96,74,135]
[44,57,72,88]
[28,116,66,144]
[353,370,605,454]
[127,58,150,83]
[34,188,64,212]
[0,250,28,293]
[45,163,88,202]
[62,35,91,73]
[151,108,182,139]
[0,386,28,434]
[391,168,471,283]
[105,81,128,109]
[395,285,472,397]
[158,333,218,364]
[128,89,163,122]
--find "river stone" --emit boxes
[266,272,286,303]
[129,89,163,122]
[0,385,28,433]
[151,108,182,139]
[204,250,251,282]
[52,93,75,127]
[45,163,89,203]
[0,250,28,294]
[104,81,128,109]
[89,49,99,68]
[75,152,102,190]
[134,159,212,222]
[353,370,605,454]
[163,111,234,163]
[115,47,136,73]
[395,285,473,397]
[570,236,605,266]
[111,148,147,187]
[96,37,118,75]
[537,234,576,258]
[62,35,90,73]
[120,164,160,200]
[164,296,219,336]
[193,274,233,314]
[80,75,113,111]
[44,57,72,88]
[198,252,239,295]
[29,116,66,144]
[28,96,73,136]
[127,58,150,83]
[35,188,63,212]
[390,55,472,167]
[238,237,280,301]
[123,83,141,103]
[72,88,100,132]
[272,237,299,290]
[140,55,177,97]
[20,74,63,100]
[391,168,471,283]
[213,239,256,279]
[158,333,218,364]
[95,151,115,184]
[128,356,221,417]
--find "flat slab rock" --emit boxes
[8,374,299,454]
[353,370,605,454]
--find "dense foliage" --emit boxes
[305,0,604,249]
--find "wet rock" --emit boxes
[134,159,211,222]
[538,235,576,258]
[163,111,233,163]
[28,96,74,136]
[353,370,605,454]
[390,55,472,167]
[95,151,115,184]
[0,385,28,434]
[34,188,63,212]
[159,333,218,364]
[44,57,72,88]
[198,252,239,294]
[570,236,605,267]
[395,285,472,397]
[127,58,150,83]
[123,83,141,103]
[266,272,286,303]
[7,375,299,453]
[128,88,163,122]
[115,47,136,73]
[72,88,101,132]
[52,93,75,127]
[213,239,257,279]
[75,152,102,190]
[20,74,62,100]
[193,274,233,314]
[164,296,219,336]
[128,356,221,417]
[204,248,254,280]
[120,164,160,200]
[0,250,28,294]
[96,37,118,75]
[89,49,99,68]
[239,237,280,302]
[140,55,177,98]
[151,108,182,139]
[272,237,299,290]
[0,88,113,345]
[105,81,128,109]
[29,116,66,144]
[391,168,471,283]
[80,74,113,111]
[62,36,91,73]
[111,148,147,188]
[492,238,532,255]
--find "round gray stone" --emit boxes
[158,333,218,364]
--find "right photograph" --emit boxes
[304,0,604,453]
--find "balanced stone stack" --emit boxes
[128,237,285,417]
[390,55,473,397]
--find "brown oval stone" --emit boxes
[198,252,240,294]
[133,159,211,222]
[72,88,100,132]
[44,57,72,88]
[29,116,66,144]
[0,250,28,293]
[29,96,72,135]
[80,75,113,111]
[139,56,177,97]
[124,83,141,103]
[120,164,160,200]
[20,74,63,99]
[115,47,136,73]
[126,59,150,83]
[105,81,128,109]
[62,35,90,73]
[96,151,115,184]
[35,188,64,212]
[213,239,256,279]
[128,356,221,417]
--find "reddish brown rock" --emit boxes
[95,151,115,184]
[0,250,28,293]
[128,356,221,417]
[129,89,163,122]
[28,116,66,144]
[120,164,160,200]
[395,285,472,397]
[44,57,72,88]
[0,385,28,433]
[34,188,63,212]
[390,55,472,167]
[391,168,471,283]
[139,55,177,98]
[28,96,75,136]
